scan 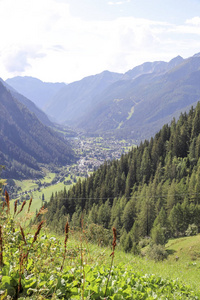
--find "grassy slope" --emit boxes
[54,231,200,295]
[115,235,200,294]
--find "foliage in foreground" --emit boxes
[0,193,199,299]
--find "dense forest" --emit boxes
[44,102,200,253]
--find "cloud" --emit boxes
[0,0,200,83]
[186,16,200,26]
[4,47,46,73]
[50,45,66,52]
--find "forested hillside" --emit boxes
[0,78,52,127]
[45,102,200,252]
[0,82,75,179]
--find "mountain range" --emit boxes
[0,81,75,179]
[6,52,200,141]
[6,76,66,111]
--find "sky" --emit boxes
[0,0,200,83]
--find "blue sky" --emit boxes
[0,0,200,83]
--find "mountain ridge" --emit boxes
[6,76,66,110]
[0,78,53,127]
[0,81,75,179]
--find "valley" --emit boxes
[7,136,135,213]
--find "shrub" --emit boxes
[146,244,168,261]
[139,236,151,248]
[85,223,111,246]
[185,224,198,236]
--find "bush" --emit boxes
[85,223,111,246]
[185,224,198,236]
[146,244,168,261]
[139,237,151,248]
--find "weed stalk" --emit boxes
[0,225,3,267]
[104,227,117,298]
[60,221,69,272]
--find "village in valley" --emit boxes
[69,136,135,177]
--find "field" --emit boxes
[11,171,78,216]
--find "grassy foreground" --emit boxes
[1,196,200,299]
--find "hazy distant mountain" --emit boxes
[6,76,66,110]
[45,70,123,124]
[79,54,200,140]
[123,56,183,80]
[0,78,52,127]
[43,55,187,140]
[0,81,75,179]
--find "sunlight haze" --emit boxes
[0,0,200,83]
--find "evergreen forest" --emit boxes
[44,102,200,252]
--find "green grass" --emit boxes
[116,234,200,294]
[50,231,200,296]
[51,232,200,297]
[14,179,38,192]
[166,235,200,261]
[40,172,56,184]
[11,172,83,218]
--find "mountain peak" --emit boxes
[168,55,183,69]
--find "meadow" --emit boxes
[1,194,200,299]
[12,171,76,216]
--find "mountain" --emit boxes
[6,76,66,110]
[78,54,200,140]
[7,53,200,141]
[45,70,123,124]
[123,55,183,80]
[0,78,52,127]
[0,81,75,179]
[43,54,190,140]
